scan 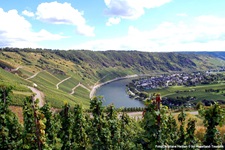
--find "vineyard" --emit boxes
[0,85,225,149]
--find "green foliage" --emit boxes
[0,68,31,87]
[1,84,225,149]
[166,113,178,145]
[59,102,72,150]
[105,105,121,149]
[142,97,179,149]
[200,103,225,146]
[186,118,198,147]
[22,97,38,149]
[41,103,61,149]
[0,85,22,149]
[71,104,89,149]
[142,102,160,149]
[22,97,49,150]
[176,107,186,145]
[89,97,111,150]
[196,101,204,110]
[58,77,79,93]
[120,112,139,149]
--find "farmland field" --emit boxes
[146,83,225,102]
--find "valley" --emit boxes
[1,48,225,109]
[1,48,225,149]
[1,1,225,148]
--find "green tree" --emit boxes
[89,96,111,149]
[120,112,140,149]
[176,107,186,145]
[186,118,198,147]
[142,102,160,149]
[41,102,61,149]
[22,96,49,150]
[0,85,22,149]
[166,113,178,145]
[141,94,170,149]
[22,96,37,149]
[200,103,225,146]
[195,101,204,110]
[59,102,72,150]
[106,105,121,149]
[71,104,89,149]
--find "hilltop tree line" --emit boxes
[1,47,207,73]
[0,85,225,149]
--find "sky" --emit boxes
[0,0,225,51]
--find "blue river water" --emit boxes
[95,78,145,108]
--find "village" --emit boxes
[126,68,225,108]
[131,69,225,91]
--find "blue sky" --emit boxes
[0,0,225,51]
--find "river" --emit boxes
[95,78,145,108]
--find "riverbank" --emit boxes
[89,74,138,98]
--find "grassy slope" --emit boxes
[0,68,32,89]
[146,83,225,103]
[1,48,225,108]
[0,68,33,105]
[0,50,93,108]
[29,71,61,88]
[72,86,90,107]
[58,77,79,93]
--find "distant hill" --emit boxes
[179,51,225,60]
[1,48,225,108]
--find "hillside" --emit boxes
[181,51,225,60]
[0,48,225,108]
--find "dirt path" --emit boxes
[127,111,143,119]
[80,84,91,92]
[186,111,198,115]
[56,77,71,89]
[26,71,42,80]
[11,66,23,72]
[28,86,45,107]
[126,111,199,120]
[70,83,91,95]
[70,83,80,94]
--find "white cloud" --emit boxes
[106,17,121,26]
[104,0,172,19]
[196,15,225,25]
[22,10,35,17]
[36,1,95,37]
[176,13,188,17]
[0,8,66,48]
[72,15,225,51]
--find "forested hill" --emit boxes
[54,50,198,73]
[0,47,225,107]
[53,50,225,72]
[180,51,225,60]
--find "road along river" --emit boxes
[95,78,145,108]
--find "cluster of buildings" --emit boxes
[127,69,225,107]
[132,71,220,90]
